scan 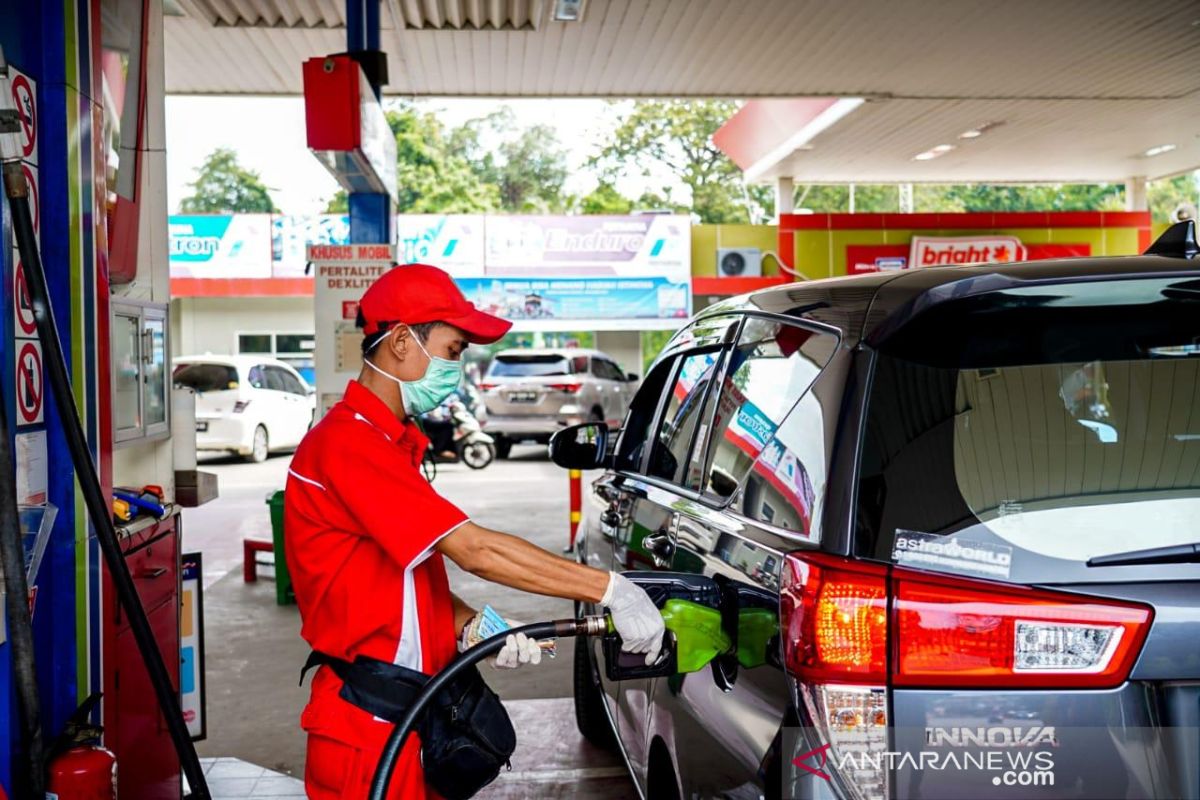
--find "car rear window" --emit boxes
[856,277,1200,583]
[173,363,238,393]
[488,354,574,377]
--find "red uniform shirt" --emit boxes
[285,380,467,796]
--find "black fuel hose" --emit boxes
[0,329,43,797]
[368,616,609,800]
[1,162,212,798]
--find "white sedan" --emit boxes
[173,355,316,462]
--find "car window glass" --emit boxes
[263,367,288,392]
[248,365,267,389]
[279,370,307,396]
[615,357,679,473]
[736,388,828,538]
[572,355,589,375]
[646,350,724,484]
[702,318,837,500]
[173,363,238,393]
[604,360,626,381]
[489,355,571,377]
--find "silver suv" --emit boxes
[480,348,638,458]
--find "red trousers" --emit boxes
[305,731,432,800]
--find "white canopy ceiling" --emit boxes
[164,0,1200,181]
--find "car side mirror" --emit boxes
[548,423,611,470]
[625,372,639,382]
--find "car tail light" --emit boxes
[893,573,1151,688]
[478,383,497,391]
[233,400,251,413]
[547,382,582,394]
[781,551,1154,800]
[781,552,888,684]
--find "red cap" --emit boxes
[358,264,512,344]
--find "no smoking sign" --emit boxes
[16,339,43,426]
[13,261,37,338]
[9,68,37,165]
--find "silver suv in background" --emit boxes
[480,348,638,458]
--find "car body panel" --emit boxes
[573,254,1200,800]
[174,355,315,455]
[482,349,637,441]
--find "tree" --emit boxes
[179,147,278,213]
[389,105,501,213]
[449,108,569,212]
[324,190,348,213]
[578,181,633,215]
[592,100,771,224]
[1148,172,1199,223]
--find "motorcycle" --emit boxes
[448,400,495,470]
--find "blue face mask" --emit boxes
[365,328,462,416]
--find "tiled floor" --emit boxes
[197,757,306,799]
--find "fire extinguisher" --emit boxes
[47,745,117,799]
[45,694,116,799]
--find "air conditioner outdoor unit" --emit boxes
[717,247,762,278]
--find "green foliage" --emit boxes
[179,147,278,213]
[449,108,569,212]
[794,183,1129,214]
[324,189,349,213]
[592,100,771,224]
[579,181,634,215]
[1148,173,1200,223]
[640,329,675,374]
[389,105,501,213]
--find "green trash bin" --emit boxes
[266,490,294,605]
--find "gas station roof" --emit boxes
[165,0,1200,180]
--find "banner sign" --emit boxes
[848,241,1092,275]
[181,552,207,740]
[909,235,1026,268]
[272,214,349,278]
[310,244,395,417]
[457,276,689,323]
[477,215,691,323]
[397,215,485,277]
[169,215,272,279]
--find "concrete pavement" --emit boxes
[182,446,629,796]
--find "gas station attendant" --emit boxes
[284,264,665,799]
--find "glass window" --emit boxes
[238,334,272,354]
[646,350,723,484]
[144,316,166,427]
[264,367,290,392]
[571,355,589,374]
[276,333,315,354]
[114,311,141,432]
[488,354,572,377]
[857,276,1200,584]
[594,359,625,381]
[736,388,827,537]
[277,369,307,396]
[248,366,267,389]
[615,357,679,473]
[174,363,238,393]
[701,318,838,500]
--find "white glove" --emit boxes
[459,613,543,670]
[602,572,665,666]
[493,632,542,670]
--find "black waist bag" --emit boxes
[301,652,516,800]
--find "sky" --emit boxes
[164,96,674,216]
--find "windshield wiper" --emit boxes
[1087,542,1200,567]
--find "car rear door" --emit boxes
[849,276,1200,800]
[650,316,843,798]
[263,365,308,447]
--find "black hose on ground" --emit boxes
[368,617,607,800]
[0,332,44,798]
[1,161,212,799]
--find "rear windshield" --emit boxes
[174,363,239,393]
[856,277,1200,583]
[488,354,573,377]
